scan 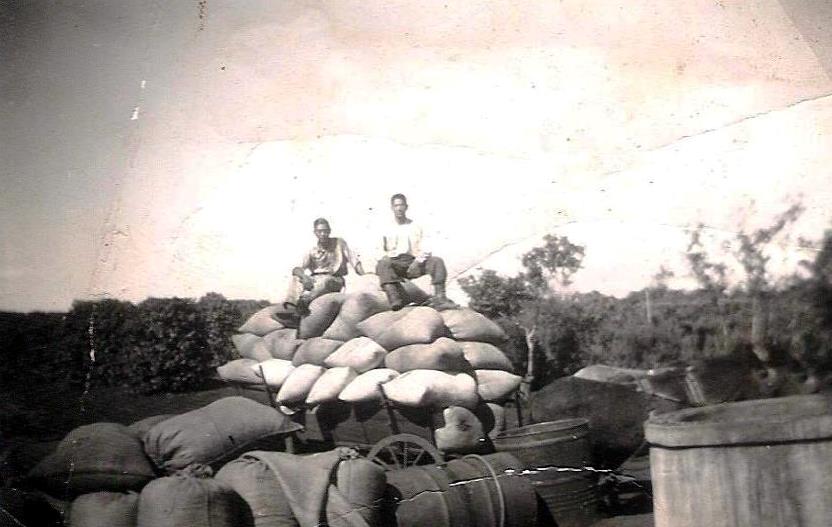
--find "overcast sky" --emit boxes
[2,0,832,312]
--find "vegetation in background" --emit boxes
[0,294,268,394]
[462,208,832,389]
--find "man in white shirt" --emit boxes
[376,193,457,311]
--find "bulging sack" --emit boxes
[335,457,387,527]
[306,367,358,407]
[215,457,295,527]
[324,337,386,372]
[137,469,251,527]
[435,406,487,453]
[276,364,326,405]
[357,306,449,350]
[382,370,479,409]
[217,358,263,385]
[459,341,515,372]
[475,370,523,402]
[440,309,507,344]
[297,293,347,339]
[291,337,343,366]
[69,492,139,527]
[263,329,302,360]
[142,397,302,473]
[385,337,471,373]
[254,359,296,388]
[238,305,285,336]
[338,369,400,403]
[28,423,156,496]
[323,292,389,341]
[233,334,272,362]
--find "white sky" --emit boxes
[2,0,832,311]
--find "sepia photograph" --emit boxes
[2,1,832,526]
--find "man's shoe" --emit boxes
[428,296,460,311]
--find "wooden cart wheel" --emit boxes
[367,433,444,470]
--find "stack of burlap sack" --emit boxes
[24,396,387,527]
[217,276,523,452]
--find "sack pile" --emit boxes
[24,397,309,527]
[218,287,523,449]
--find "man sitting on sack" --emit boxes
[376,193,458,311]
[287,217,364,315]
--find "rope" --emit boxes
[463,455,506,527]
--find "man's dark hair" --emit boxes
[390,193,407,205]
[313,217,330,229]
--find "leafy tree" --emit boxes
[460,234,586,391]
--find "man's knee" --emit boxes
[376,257,402,284]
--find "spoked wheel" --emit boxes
[367,433,444,470]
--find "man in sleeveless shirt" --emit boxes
[376,193,458,311]
[288,217,364,315]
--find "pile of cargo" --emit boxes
[20,396,391,527]
[217,277,523,451]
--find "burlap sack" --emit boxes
[28,423,156,496]
[142,397,302,472]
[385,337,471,373]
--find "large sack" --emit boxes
[530,376,684,468]
[255,359,296,388]
[276,364,326,405]
[28,423,155,496]
[323,292,389,341]
[298,292,347,339]
[434,406,487,453]
[263,329,302,360]
[384,337,471,373]
[357,306,449,350]
[306,367,358,407]
[69,492,138,527]
[459,341,514,372]
[292,337,343,366]
[238,305,285,336]
[246,449,380,527]
[441,309,507,345]
[143,397,302,473]
[217,358,263,385]
[475,370,523,402]
[137,468,251,527]
[215,457,296,527]
[324,337,386,372]
[126,414,176,440]
[338,369,400,403]
[382,370,479,409]
[233,334,272,362]
[334,457,386,527]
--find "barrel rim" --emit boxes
[493,418,589,440]
[646,394,832,447]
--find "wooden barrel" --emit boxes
[492,418,592,468]
[646,394,832,527]
[384,453,536,527]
